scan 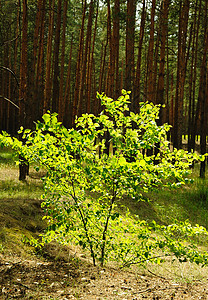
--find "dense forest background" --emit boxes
[0,0,207,173]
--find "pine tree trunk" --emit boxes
[58,0,68,122]
[199,1,208,177]
[106,0,114,97]
[146,0,156,103]
[87,2,98,113]
[188,1,198,152]
[173,0,190,149]
[43,0,55,113]
[63,36,73,128]
[189,0,201,152]
[156,0,169,125]
[35,0,46,121]
[125,0,136,99]
[113,0,120,100]
[78,0,94,116]
[72,0,87,126]
[134,0,145,112]
[19,0,28,181]
[52,0,62,113]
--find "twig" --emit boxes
[16,282,31,290]
[137,286,156,294]
[0,66,20,88]
[3,34,20,46]
[120,254,175,269]
[137,284,184,294]
[0,95,20,110]
[147,268,171,280]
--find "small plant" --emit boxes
[0,90,207,268]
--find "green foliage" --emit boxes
[0,90,207,267]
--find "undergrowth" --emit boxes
[0,146,208,267]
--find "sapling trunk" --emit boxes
[100,185,117,267]
[19,154,29,180]
[71,182,96,266]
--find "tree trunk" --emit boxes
[189,0,201,152]
[87,1,98,113]
[146,0,156,103]
[113,0,120,100]
[188,0,198,152]
[52,0,62,113]
[58,0,68,122]
[125,0,136,100]
[19,0,28,180]
[105,0,114,97]
[156,0,169,125]
[199,1,208,177]
[78,0,94,116]
[63,36,73,128]
[43,0,55,113]
[72,0,87,126]
[134,0,146,112]
[173,0,190,149]
[35,0,46,121]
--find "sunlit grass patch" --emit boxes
[0,179,43,199]
[149,165,208,228]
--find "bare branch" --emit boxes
[3,34,20,46]
[0,66,20,88]
[0,95,20,110]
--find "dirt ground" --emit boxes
[1,250,208,300]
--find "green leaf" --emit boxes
[42,113,51,124]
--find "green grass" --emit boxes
[0,179,43,199]
[0,146,44,199]
[149,166,208,227]
[117,163,208,232]
[0,147,45,257]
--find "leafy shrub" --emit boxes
[1,90,208,267]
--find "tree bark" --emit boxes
[43,0,55,113]
[125,0,136,100]
[113,0,120,100]
[58,0,68,122]
[19,0,28,180]
[189,0,201,152]
[63,36,73,128]
[78,0,94,116]
[146,0,156,103]
[134,0,146,112]
[52,0,62,113]
[156,0,169,125]
[173,0,190,149]
[72,0,87,126]
[87,1,98,113]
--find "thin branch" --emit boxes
[147,268,171,280]
[3,34,20,46]
[137,284,184,295]
[0,95,20,110]
[120,254,175,269]
[71,181,96,266]
[0,66,20,88]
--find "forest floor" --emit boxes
[1,246,208,300]
[1,149,208,299]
